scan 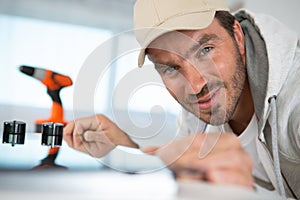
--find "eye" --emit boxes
[155,64,180,78]
[200,47,212,56]
[165,66,177,73]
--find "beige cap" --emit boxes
[134,0,229,67]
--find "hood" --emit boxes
[235,10,299,130]
[235,10,299,197]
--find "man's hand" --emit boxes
[63,114,138,158]
[143,133,254,189]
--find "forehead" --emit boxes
[147,18,226,59]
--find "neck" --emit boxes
[229,79,254,136]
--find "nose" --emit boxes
[183,62,207,95]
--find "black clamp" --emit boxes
[41,122,63,148]
[2,120,26,146]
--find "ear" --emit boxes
[233,20,245,56]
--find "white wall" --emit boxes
[0,0,299,34]
[226,0,300,34]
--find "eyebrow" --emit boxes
[186,33,219,57]
[151,33,220,68]
[154,63,171,70]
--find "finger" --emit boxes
[71,117,99,147]
[174,167,206,181]
[186,151,253,182]
[83,130,114,146]
[205,169,254,189]
[196,133,242,157]
[142,137,198,167]
[141,146,160,154]
[63,121,75,147]
[72,131,84,149]
[73,116,101,134]
[190,149,253,175]
[198,132,222,158]
[63,121,75,135]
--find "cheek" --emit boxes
[164,79,185,102]
[210,53,236,82]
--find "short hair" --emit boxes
[215,11,236,38]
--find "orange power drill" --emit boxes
[19,65,72,168]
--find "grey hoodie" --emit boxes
[177,10,300,199]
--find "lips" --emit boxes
[197,92,213,104]
[190,88,219,112]
[197,95,214,111]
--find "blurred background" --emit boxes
[0,0,299,170]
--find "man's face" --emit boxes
[147,18,246,125]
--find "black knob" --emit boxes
[41,122,63,148]
[2,120,26,146]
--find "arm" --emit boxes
[63,114,139,158]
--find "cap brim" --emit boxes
[137,10,216,67]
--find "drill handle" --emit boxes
[47,89,62,105]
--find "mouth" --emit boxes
[189,88,220,112]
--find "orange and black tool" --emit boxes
[19,65,72,130]
[19,65,72,169]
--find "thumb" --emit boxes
[83,130,112,145]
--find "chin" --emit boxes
[199,110,228,126]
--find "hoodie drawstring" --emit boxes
[269,96,286,199]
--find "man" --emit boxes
[63,0,300,198]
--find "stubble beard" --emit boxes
[184,42,246,126]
